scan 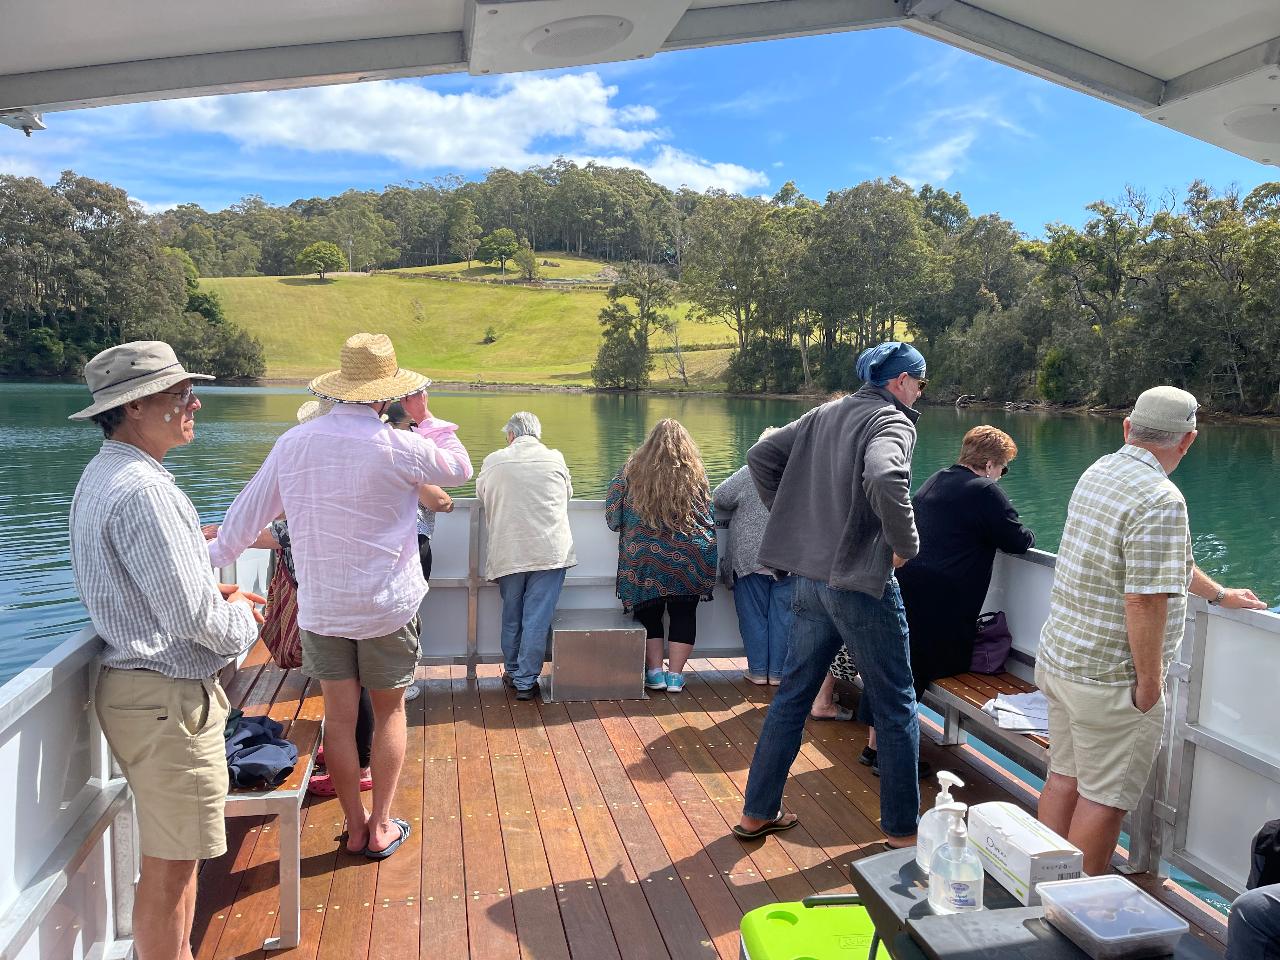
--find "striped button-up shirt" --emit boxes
[1038,444,1194,686]
[208,404,472,639]
[69,440,259,678]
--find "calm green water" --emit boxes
[2,381,1278,684]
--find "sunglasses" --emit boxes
[996,463,1010,477]
[914,376,928,392]
[157,386,198,406]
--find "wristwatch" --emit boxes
[1209,588,1226,606]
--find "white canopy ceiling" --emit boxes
[1,0,1278,165]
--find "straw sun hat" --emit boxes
[68,340,214,421]
[296,398,334,424]
[308,333,432,404]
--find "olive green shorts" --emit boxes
[300,618,420,689]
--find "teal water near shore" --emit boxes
[2,381,1278,685]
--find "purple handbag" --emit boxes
[970,611,1013,674]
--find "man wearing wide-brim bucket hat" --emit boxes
[209,333,472,860]
[67,341,264,960]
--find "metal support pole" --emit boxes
[941,705,964,746]
[465,505,481,680]
[265,800,302,950]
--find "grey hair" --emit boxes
[758,426,780,443]
[1127,422,1185,449]
[503,411,542,440]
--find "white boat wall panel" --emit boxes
[12,843,111,960]
[0,631,124,960]
[1197,613,1280,763]
[1183,750,1280,893]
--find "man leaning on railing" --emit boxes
[1035,386,1267,877]
[67,342,263,960]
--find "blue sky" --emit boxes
[1,28,1273,235]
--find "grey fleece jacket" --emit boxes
[748,384,920,597]
[711,465,771,578]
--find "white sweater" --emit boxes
[476,436,577,581]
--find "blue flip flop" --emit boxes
[364,818,411,860]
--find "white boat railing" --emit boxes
[5,499,1278,958]
[0,627,132,960]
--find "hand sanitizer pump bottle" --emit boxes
[928,804,984,915]
[916,771,966,873]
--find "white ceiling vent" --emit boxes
[1223,104,1280,144]
[524,15,634,60]
[1145,52,1280,165]
[466,0,691,75]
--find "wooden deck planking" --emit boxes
[199,659,1225,960]
[508,688,626,960]
[477,678,572,960]
[451,674,520,959]
[419,670,470,960]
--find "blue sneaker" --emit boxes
[665,673,686,693]
[645,668,668,690]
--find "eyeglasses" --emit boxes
[914,376,928,392]
[157,386,198,406]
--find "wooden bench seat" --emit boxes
[923,670,1049,775]
[219,641,324,951]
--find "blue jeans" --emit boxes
[742,575,921,837]
[497,567,567,690]
[1227,884,1280,960]
[733,573,795,680]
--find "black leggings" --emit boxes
[634,596,699,646]
[418,534,433,582]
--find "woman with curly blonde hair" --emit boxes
[605,419,717,693]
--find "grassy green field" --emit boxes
[392,252,610,282]
[204,254,737,388]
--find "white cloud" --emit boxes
[898,131,978,184]
[887,48,967,94]
[708,88,801,115]
[130,196,178,215]
[589,145,768,194]
[141,72,765,193]
[892,96,1029,186]
[0,155,41,177]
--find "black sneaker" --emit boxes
[502,672,517,690]
[515,681,540,701]
[858,747,877,767]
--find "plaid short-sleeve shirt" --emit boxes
[1038,444,1193,686]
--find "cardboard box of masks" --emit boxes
[968,801,1083,905]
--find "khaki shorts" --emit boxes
[95,667,230,861]
[301,618,420,689]
[1036,663,1165,812]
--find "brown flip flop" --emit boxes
[732,812,799,840]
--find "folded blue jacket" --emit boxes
[225,715,299,789]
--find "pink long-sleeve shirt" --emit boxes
[208,404,472,639]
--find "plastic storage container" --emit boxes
[1037,875,1189,959]
[739,896,891,959]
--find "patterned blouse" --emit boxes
[604,471,718,612]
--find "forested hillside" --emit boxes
[4,163,1279,410]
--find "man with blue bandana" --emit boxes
[734,341,927,846]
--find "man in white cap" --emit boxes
[1036,385,1267,874]
[68,341,263,960]
[209,333,471,860]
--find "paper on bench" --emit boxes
[981,690,1050,736]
